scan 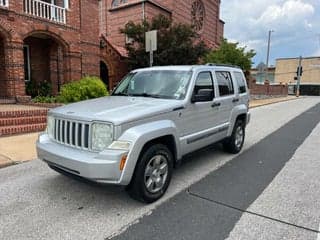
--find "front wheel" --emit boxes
[223,120,245,154]
[127,144,173,203]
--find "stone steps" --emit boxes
[0,115,47,126]
[0,108,48,137]
[0,123,47,136]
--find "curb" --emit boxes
[250,96,300,109]
[0,154,15,169]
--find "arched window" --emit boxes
[191,0,205,32]
[111,0,128,8]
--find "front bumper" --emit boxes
[247,111,251,125]
[36,134,129,185]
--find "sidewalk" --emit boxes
[0,96,300,168]
[249,95,298,108]
[0,132,39,168]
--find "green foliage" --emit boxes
[57,76,109,103]
[121,14,209,69]
[26,80,52,98]
[32,96,57,103]
[204,39,256,71]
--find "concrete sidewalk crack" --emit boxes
[187,188,320,234]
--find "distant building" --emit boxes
[0,0,224,101]
[251,62,275,83]
[275,57,320,95]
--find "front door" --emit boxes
[179,71,222,154]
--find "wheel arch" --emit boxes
[117,120,180,185]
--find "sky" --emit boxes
[220,0,320,67]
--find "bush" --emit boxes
[57,76,108,103]
[32,96,57,103]
[26,80,52,97]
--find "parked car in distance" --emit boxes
[37,64,250,203]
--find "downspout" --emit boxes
[142,1,145,20]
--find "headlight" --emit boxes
[91,123,113,151]
[46,116,55,138]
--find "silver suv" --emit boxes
[37,65,250,203]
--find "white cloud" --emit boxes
[256,0,314,29]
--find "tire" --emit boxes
[223,120,245,154]
[127,144,173,203]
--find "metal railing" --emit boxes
[24,0,66,24]
[0,0,9,7]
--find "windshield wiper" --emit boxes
[112,92,129,96]
[130,93,162,98]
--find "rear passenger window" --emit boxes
[215,71,234,96]
[234,72,247,94]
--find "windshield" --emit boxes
[112,70,192,100]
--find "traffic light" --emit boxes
[296,66,303,76]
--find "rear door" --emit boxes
[214,70,237,128]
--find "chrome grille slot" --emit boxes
[52,118,90,150]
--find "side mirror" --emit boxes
[191,89,213,102]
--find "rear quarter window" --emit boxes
[234,72,247,94]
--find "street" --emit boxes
[1,97,320,240]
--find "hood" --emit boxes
[50,96,183,125]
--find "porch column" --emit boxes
[0,37,7,98]
[6,41,28,100]
[64,51,81,83]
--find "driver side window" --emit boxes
[194,71,214,100]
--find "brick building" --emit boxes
[0,0,224,101]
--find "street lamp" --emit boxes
[265,30,274,81]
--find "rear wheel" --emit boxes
[127,144,173,203]
[223,120,245,154]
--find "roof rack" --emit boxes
[205,63,241,69]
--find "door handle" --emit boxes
[232,98,239,103]
[211,102,221,108]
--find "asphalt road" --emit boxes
[0,97,320,240]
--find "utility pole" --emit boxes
[265,30,274,81]
[296,56,303,97]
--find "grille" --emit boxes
[53,118,90,149]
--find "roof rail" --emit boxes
[205,63,241,69]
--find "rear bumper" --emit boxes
[36,134,129,185]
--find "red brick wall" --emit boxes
[107,0,223,48]
[107,4,143,47]
[80,0,100,77]
[0,0,86,98]
[145,3,171,21]
[154,0,223,48]
[249,80,288,96]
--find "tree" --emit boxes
[204,39,256,71]
[121,15,209,69]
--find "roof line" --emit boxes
[109,0,172,14]
[276,56,320,60]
